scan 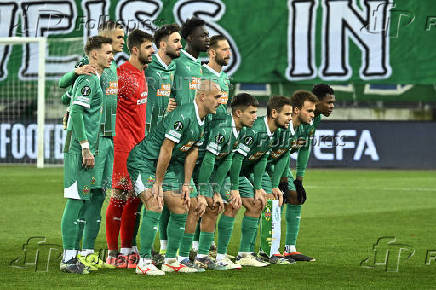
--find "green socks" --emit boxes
[198,232,214,255]
[179,233,194,258]
[217,215,235,255]
[238,216,259,253]
[61,198,85,250]
[285,204,302,246]
[166,213,188,259]
[139,210,161,258]
[82,189,105,250]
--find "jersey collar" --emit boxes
[95,72,101,80]
[264,116,273,137]
[181,49,198,62]
[203,64,221,78]
[155,53,169,70]
[193,100,204,126]
[232,116,239,138]
[290,122,296,135]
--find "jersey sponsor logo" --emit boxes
[174,121,183,131]
[81,86,91,96]
[157,84,171,97]
[189,77,201,90]
[244,136,254,146]
[219,91,228,105]
[248,151,266,160]
[105,81,118,96]
[179,141,195,152]
[271,148,288,159]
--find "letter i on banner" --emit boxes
[261,199,281,257]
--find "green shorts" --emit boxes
[192,166,216,198]
[93,136,113,189]
[238,172,273,198]
[127,148,197,197]
[64,152,95,200]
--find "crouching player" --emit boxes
[227,96,292,267]
[127,80,221,275]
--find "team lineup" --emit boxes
[59,18,336,275]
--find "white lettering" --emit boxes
[0,124,11,158]
[11,124,25,159]
[313,129,334,160]
[336,130,356,160]
[354,129,379,160]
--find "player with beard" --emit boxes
[59,21,124,270]
[228,96,292,267]
[173,17,210,105]
[281,86,335,263]
[146,24,182,131]
[182,35,232,258]
[105,29,155,268]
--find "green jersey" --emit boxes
[59,56,118,136]
[230,117,274,190]
[295,114,322,177]
[134,101,205,164]
[146,53,176,130]
[173,49,202,106]
[202,64,230,117]
[65,74,103,154]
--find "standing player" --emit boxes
[146,24,182,131]
[105,30,155,268]
[192,93,258,270]
[127,80,221,275]
[281,86,335,262]
[184,34,231,256]
[173,17,209,105]
[229,96,292,267]
[58,20,124,269]
[60,36,113,274]
[145,24,183,257]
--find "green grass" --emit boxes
[1,167,436,289]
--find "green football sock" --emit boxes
[82,188,105,250]
[217,215,235,255]
[179,233,194,258]
[166,212,188,259]
[193,220,201,242]
[139,210,161,258]
[61,198,85,250]
[249,217,260,252]
[238,216,259,253]
[285,204,302,246]
[159,205,170,241]
[198,232,214,255]
[131,203,142,247]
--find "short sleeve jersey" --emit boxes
[202,64,230,118]
[236,116,274,173]
[114,61,147,151]
[201,114,242,166]
[173,50,202,106]
[67,74,103,154]
[135,102,205,164]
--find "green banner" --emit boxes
[0,0,435,94]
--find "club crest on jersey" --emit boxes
[244,136,254,146]
[90,177,96,184]
[174,121,183,131]
[81,86,91,96]
[147,176,155,183]
[215,134,225,144]
[82,186,90,195]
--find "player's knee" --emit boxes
[205,206,220,217]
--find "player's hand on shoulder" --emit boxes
[75,64,96,76]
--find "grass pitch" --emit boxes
[1,167,435,289]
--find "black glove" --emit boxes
[293,179,307,204]
[279,181,290,203]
